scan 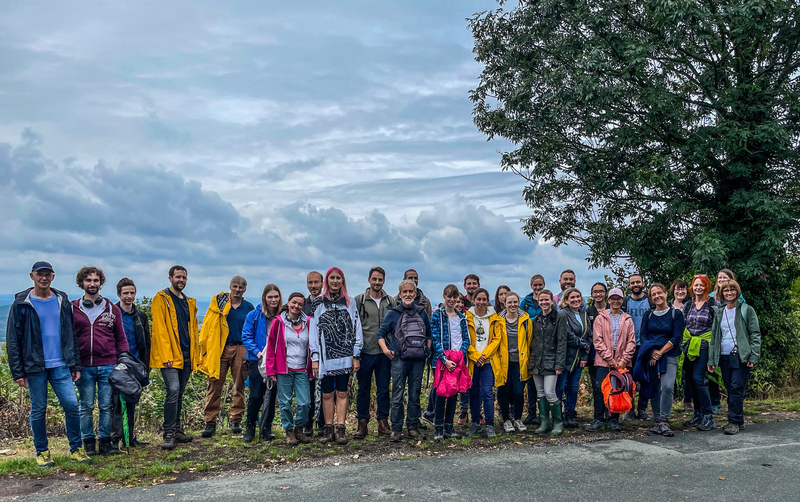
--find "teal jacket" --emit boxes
[709,299,761,367]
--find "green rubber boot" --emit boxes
[550,402,564,436]
[534,398,551,434]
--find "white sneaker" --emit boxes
[513,419,527,432]
[503,420,515,433]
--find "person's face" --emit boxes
[722,286,738,302]
[650,287,667,307]
[369,272,384,293]
[591,286,606,304]
[568,291,583,311]
[560,273,575,291]
[230,282,246,300]
[538,293,552,311]
[629,275,643,294]
[287,296,304,316]
[445,294,459,310]
[455,296,464,311]
[170,270,187,292]
[531,279,544,296]
[497,289,508,307]
[30,269,54,290]
[265,290,281,310]
[405,271,419,285]
[674,285,687,300]
[327,272,343,293]
[692,278,706,297]
[608,295,623,310]
[83,273,102,296]
[464,278,479,294]
[400,284,416,307]
[119,285,136,306]
[475,292,490,310]
[505,295,519,314]
[307,273,322,297]
[717,271,731,283]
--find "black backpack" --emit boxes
[394,309,428,360]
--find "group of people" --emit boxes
[6,261,761,468]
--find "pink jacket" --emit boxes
[434,350,472,398]
[593,310,636,368]
[263,316,313,378]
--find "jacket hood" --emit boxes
[492,310,530,323]
[15,287,68,305]
[468,305,495,318]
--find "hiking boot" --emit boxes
[697,414,715,431]
[99,438,120,455]
[390,431,403,442]
[261,430,276,441]
[608,418,621,431]
[683,412,702,428]
[243,424,256,443]
[161,431,176,450]
[335,424,349,445]
[723,422,740,435]
[587,419,605,432]
[174,429,194,443]
[468,422,482,436]
[563,409,578,428]
[285,429,299,446]
[444,424,461,439]
[622,410,636,421]
[534,398,551,434]
[231,422,243,435]
[503,420,515,433]
[638,410,652,421]
[303,424,314,437]
[377,418,392,436]
[682,402,693,412]
[513,419,527,432]
[70,447,92,464]
[407,428,420,439]
[295,426,312,444]
[36,450,55,467]
[457,411,468,425]
[659,422,675,437]
[549,402,564,437]
[130,437,149,447]
[421,411,435,426]
[434,426,444,441]
[320,425,335,444]
[417,421,428,431]
[648,421,662,435]
[201,422,217,438]
[523,410,538,425]
[486,425,497,439]
[354,419,368,440]
[83,438,97,457]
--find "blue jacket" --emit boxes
[632,339,669,400]
[520,293,542,320]
[430,307,470,364]
[242,305,271,361]
[639,307,684,358]
[376,304,431,353]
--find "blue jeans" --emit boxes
[556,364,583,411]
[28,366,82,453]
[277,370,311,430]
[469,363,494,425]
[356,352,391,420]
[76,365,115,440]
[498,362,524,421]
[720,355,751,425]
[162,365,192,434]
[390,358,425,432]
[686,347,713,414]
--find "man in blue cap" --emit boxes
[6,261,92,466]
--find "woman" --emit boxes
[520,274,546,425]
[529,290,567,436]
[309,268,363,445]
[431,284,471,440]
[557,288,591,428]
[495,292,532,434]
[708,279,760,435]
[454,293,471,424]
[466,288,501,438]
[494,285,510,313]
[241,284,282,442]
[589,288,635,432]
[682,275,717,431]
[265,292,313,446]
[634,284,685,437]
[707,270,739,414]
[669,279,692,411]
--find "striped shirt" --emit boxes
[610,312,622,351]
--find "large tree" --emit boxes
[470,0,800,382]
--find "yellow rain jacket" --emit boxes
[198,292,231,379]
[466,310,505,386]
[491,311,533,382]
[150,289,199,371]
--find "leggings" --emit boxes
[532,374,559,403]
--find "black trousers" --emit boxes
[110,390,137,446]
[246,360,276,428]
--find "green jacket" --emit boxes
[355,289,397,355]
[709,298,761,367]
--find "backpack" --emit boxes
[602,368,636,414]
[394,309,428,360]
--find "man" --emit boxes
[112,277,151,449]
[151,265,199,450]
[199,276,255,438]
[303,271,323,316]
[72,266,129,456]
[378,279,432,441]
[6,262,91,466]
[520,274,545,425]
[621,273,655,420]
[353,267,396,439]
[397,269,432,317]
[303,270,325,436]
[553,269,579,311]
[463,274,480,310]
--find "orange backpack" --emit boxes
[601,368,636,414]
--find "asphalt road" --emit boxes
[52,420,799,501]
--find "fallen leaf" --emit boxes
[581,449,587,452]
[568,480,573,483]
[362,494,371,497]
[279,486,291,490]
[719,477,726,481]
[673,474,679,477]
[353,454,359,459]
[334,462,340,466]
[416,441,422,446]
[652,441,659,444]
[69,473,76,477]
[167,495,175,497]
[351,484,357,486]
[401,495,406,498]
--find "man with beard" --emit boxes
[463,274,480,310]
[554,269,579,311]
[397,269,432,317]
[303,271,325,436]
[622,273,655,420]
[151,265,199,449]
[71,266,129,456]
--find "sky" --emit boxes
[0,0,611,304]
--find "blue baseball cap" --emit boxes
[31,261,54,273]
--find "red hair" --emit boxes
[323,266,349,306]
[692,275,712,300]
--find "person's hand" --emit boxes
[608,359,617,369]
[15,377,27,388]
[649,357,657,367]
[269,376,277,383]
[164,360,174,369]
[72,371,81,382]
[312,361,319,378]
[580,360,587,368]
[353,359,360,372]
[256,351,262,359]
[707,365,715,373]
[383,349,395,361]
[445,360,457,372]
[476,355,486,366]
[653,350,662,360]
[747,362,754,368]
[555,369,562,376]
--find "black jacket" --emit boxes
[6,288,81,380]
[116,302,152,374]
[109,351,150,403]
[564,309,592,371]
[528,310,567,376]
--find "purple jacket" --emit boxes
[71,299,129,367]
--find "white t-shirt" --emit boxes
[369,296,381,309]
[80,299,106,325]
[448,315,463,351]
[721,306,737,356]
[469,306,495,353]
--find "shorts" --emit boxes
[321,373,350,393]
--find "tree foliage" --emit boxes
[470,0,800,382]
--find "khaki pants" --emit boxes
[204,344,247,424]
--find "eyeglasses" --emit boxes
[591,290,606,295]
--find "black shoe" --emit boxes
[130,438,149,447]
[98,438,120,456]
[243,424,256,443]
[174,430,194,443]
[83,438,97,457]
[587,419,605,432]
[622,410,636,421]
[261,431,276,441]
[417,421,428,430]
[564,409,578,428]
[421,412,435,426]
[523,413,537,425]
[697,414,716,431]
[444,424,461,439]
[608,418,621,432]
[683,412,702,428]
[160,432,175,450]
[201,422,216,438]
[231,422,242,435]
[637,410,652,421]
[303,425,314,437]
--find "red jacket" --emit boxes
[263,316,313,378]
[593,310,636,368]
[71,299,129,367]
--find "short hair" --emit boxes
[691,275,713,300]
[230,275,247,287]
[76,266,106,289]
[169,265,187,278]
[463,274,480,285]
[669,279,688,298]
[443,284,461,298]
[650,283,668,296]
[559,269,575,280]
[398,279,417,293]
[557,287,582,309]
[539,289,554,301]
[629,273,644,282]
[116,277,136,296]
[590,282,607,293]
[307,271,323,282]
[529,274,545,286]
[403,269,418,279]
[368,266,386,279]
[504,291,520,302]
[719,279,742,297]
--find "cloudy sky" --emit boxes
[0,0,608,302]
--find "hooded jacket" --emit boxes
[71,298,128,367]
[430,306,470,365]
[528,309,567,376]
[355,288,397,355]
[592,310,636,368]
[490,311,533,382]
[520,293,542,319]
[563,308,592,372]
[709,298,761,367]
[263,313,313,378]
[376,303,431,355]
[149,289,198,371]
[242,306,274,362]
[116,302,151,374]
[466,309,503,385]
[6,288,81,380]
[199,292,232,379]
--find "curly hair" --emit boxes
[76,266,106,289]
